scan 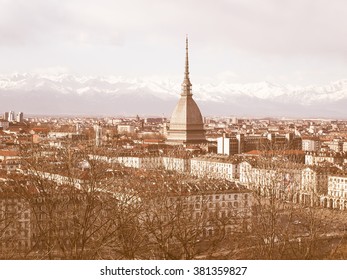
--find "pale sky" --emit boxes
[1,0,347,86]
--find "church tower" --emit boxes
[166,37,206,145]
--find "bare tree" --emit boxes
[240,153,347,259]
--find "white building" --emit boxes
[325,174,347,210]
[0,150,21,172]
[328,175,347,200]
[0,185,31,252]
[301,166,330,206]
[239,160,320,204]
[217,136,230,155]
[162,157,189,173]
[16,112,24,123]
[190,156,239,181]
[95,124,102,147]
[239,161,253,185]
[302,138,320,152]
[326,139,343,153]
[117,125,135,134]
[8,111,15,122]
[305,152,341,166]
[343,142,347,153]
[164,183,252,236]
[115,156,162,170]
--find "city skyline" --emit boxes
[3,0,347,266]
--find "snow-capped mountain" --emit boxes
[1,73,347,118]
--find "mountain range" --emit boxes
[1,73,347,118]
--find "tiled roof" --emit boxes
[0,150,19,157]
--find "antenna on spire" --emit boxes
[182,35,192,96]
[185,35,189,79]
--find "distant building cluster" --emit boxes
[2,111,24,123]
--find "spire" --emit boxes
[181,35,192,96]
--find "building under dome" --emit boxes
[166,37,206,145]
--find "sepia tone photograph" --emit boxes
[1,0,347,261]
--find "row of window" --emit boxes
[209,194,249,201]
[329,191,347,198]
[329,178,347,183]
[179,193,249,203]
[0,240,30,248]
[207,201,246,209]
